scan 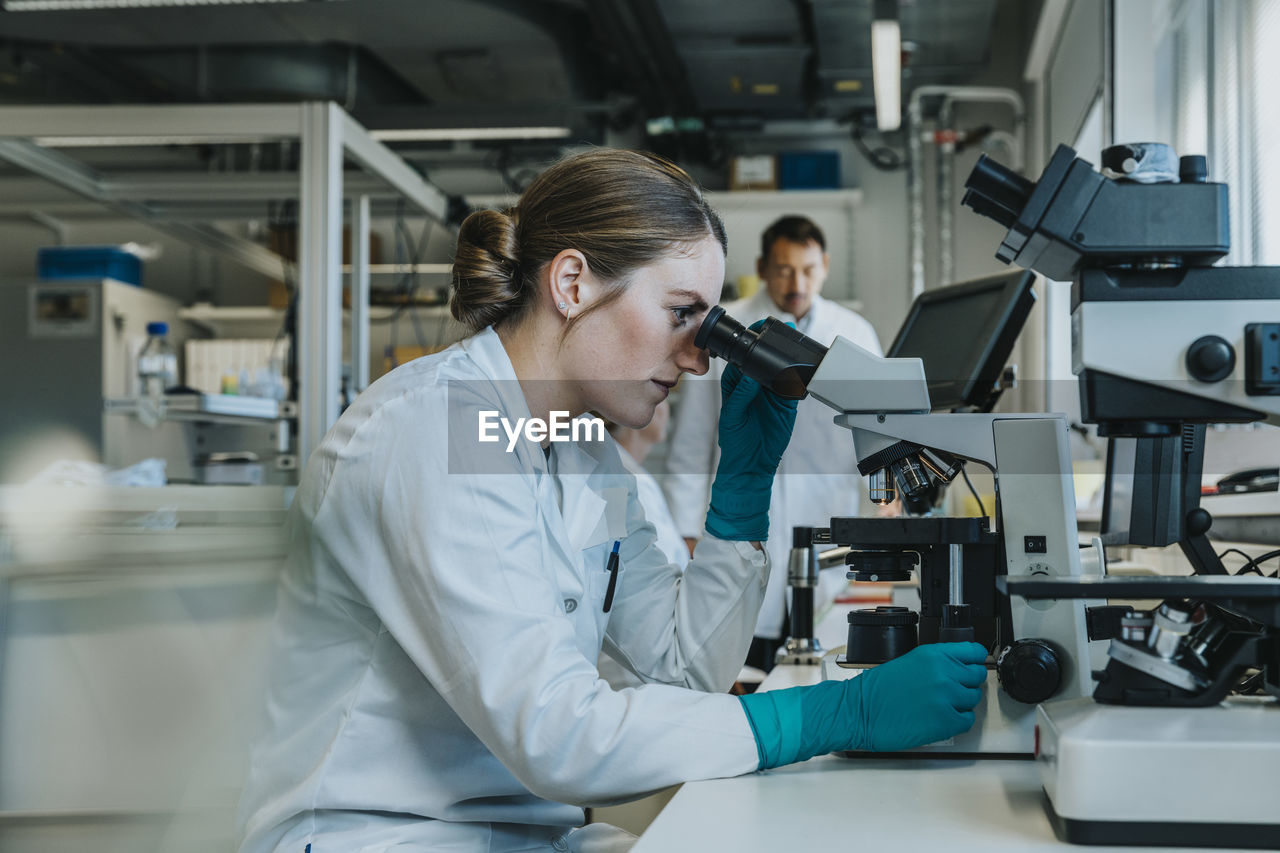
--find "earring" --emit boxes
[558,301,566,310]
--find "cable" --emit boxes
[1217,548,1258,571]
[492,145,541,195]
[1236,548,1280,577]
[959,466,987,520]
[851,123,905,172]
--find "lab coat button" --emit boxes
[563,598,577,613]
[551,834,569,851]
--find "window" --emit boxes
[1210,1,1280,264]
[1116,0,1280,264]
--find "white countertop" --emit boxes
[635,603,1259,853]
[635,676,1257,853]
[635,754,1064,852]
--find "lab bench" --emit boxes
[0,484,291,853]
[634,603,1260,853]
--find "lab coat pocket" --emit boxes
[563,486,608,554]
[586,547,614,609]
[584,540,630,656]
[565,485,629,553]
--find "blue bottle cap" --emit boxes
[146,321,169,336]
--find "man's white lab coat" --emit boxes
[664,290,882,640]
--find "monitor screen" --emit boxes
[1099,433,1192,548]
[1101,437,1137,545]
[887,270,1036,411]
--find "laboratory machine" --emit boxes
[694,140,1280,847]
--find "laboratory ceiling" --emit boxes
[0,0,1028,167]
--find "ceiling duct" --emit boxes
[0,0,609,138]
[591,0,698,118]
[810,0,998,119]
[125,42,425,107]
[0,38,426,107]
[655,0,808,120]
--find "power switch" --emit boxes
[1245,324,1280,395]
[1024,535,1047,554]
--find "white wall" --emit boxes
[1046,0,1106,161]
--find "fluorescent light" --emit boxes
[368,126,572,142]
[871,18,902,131]
[5,0,316,8]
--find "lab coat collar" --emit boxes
[459,325,521,397]
[461,326,613,554]
[460,327,545,477]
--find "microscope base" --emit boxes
[821,648,1036,758]
[1037,697,1280,848]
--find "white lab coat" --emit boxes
[597,446,691,690]
[664,290,883,640]
[236,327,764,853]
[618,446,690,570]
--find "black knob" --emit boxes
[938,604,975,643]
[1179,155,1208,183]
[1185,335,1236,382]
[1185,507,1213,537]
[996,639,1063,704]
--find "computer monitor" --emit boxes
[1100,432,1195,547]
[886,270,1036,412]
[1101,437,1138,545]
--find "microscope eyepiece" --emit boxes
[694,305,829,400]
[963,155,1035,230]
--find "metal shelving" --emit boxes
[0,102,452,463]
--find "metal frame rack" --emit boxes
[0,102,451,463]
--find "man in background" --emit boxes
[664,215,883,671]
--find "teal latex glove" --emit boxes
[738,642,988,769]
[704,355,799,542]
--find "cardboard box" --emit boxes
[729,155,778,191]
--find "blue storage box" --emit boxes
[779,151,841,190]
[37,246,144,287]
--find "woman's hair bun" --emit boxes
[450,208,525,331]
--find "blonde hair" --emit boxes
[450,149,726,332]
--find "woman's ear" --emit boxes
[547,248,598,318]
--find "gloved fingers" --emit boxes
[952,709,977,733]
[954,662,990,689]
[937,641,989,666]
[946,684,984,711]
[719,371,762,429]
[721,363,745,398]
[761,386,800,419]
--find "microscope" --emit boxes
[696,269,1107,759]
[958,142,1280,848]
[696,141,1280,845]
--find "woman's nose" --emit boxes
[678,338,709,376]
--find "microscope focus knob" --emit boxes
[1186,335,1236,383]
[996,639,1063,704]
